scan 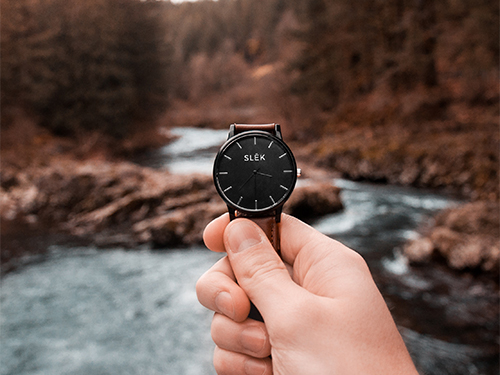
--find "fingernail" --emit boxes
[244,357,267,375]
[240,325,266,354]
[226,221,261,253]
[215,291,234,318]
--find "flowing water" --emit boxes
[1,128,498,375]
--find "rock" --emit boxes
[404,201,500,276]
[436,200,499,236]
[0,159,215,246]
[285,182,343,219]
[133,200,226,247]
[445,237,484,270]
[403,237,434,262]
[430,227,463,257]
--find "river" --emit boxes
[1,128,498,375]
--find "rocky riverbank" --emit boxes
[0,158,342,269]
[302,122,498,202]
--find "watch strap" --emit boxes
[233,123,276,135]
[250,216,281,255]
[231,212,281,255]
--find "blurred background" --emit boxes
[1,0,498,374]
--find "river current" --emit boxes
[1,128,498,375]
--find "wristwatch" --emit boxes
[213,123,298,256]
[213,123,298,321]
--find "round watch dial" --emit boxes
[214,131,297,214]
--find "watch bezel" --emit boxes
[213,130,297,216]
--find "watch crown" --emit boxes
[297,168,302,177]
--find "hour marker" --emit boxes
[269,195,276,204]
[224,186,233,192]
[224,155,232,160]
[268,141,274,148]
[280,185,289,191]
[279,153,287,159]
[219,172,228,175]
[237,196,243,205]
[255,200,258,209]
[236,142,242,149]
[254,137,257,145]
[283,170,293,173]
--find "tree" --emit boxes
[1,0,172,137]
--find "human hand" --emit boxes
[196,213,418,375]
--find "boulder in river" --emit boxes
[285,182,343,219]
[404,201,500,275]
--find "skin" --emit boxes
[196,213,419,375]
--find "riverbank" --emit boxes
[299,117,498,202]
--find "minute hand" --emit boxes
[256,172,273,178]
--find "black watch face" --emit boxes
[214,131,297,214]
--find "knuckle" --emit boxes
[239,256,286,287]
[347,249,369,271]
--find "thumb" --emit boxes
[224,219,299,319]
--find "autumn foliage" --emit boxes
[1,0,171,137]
[2,0,498,136]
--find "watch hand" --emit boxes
[256,172,273,178]
[239,170,258,190]
[254,170,257,206]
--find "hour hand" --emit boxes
[239,170,256,190]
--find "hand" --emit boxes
[196,213,418,375]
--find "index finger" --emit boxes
[203,213,230,252]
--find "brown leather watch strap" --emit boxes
[233,123,276,134]
[233,214,281,255]
[251,216,281,255]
